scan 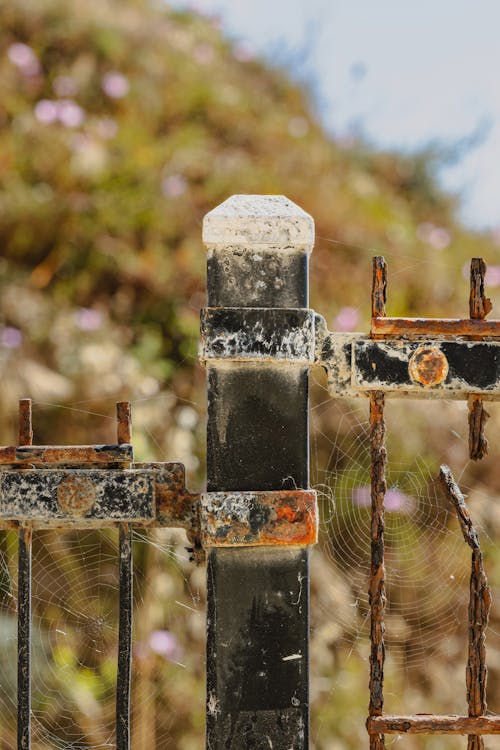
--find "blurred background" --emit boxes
[1,1,500,748]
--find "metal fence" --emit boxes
[1,194,500,749]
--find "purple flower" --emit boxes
[34,99,58,124]
[101,72,130,99]
[352,485,414,513]
[74,308,102,331]
[333,306,359,332]
[8,43,40,76]
[149,630,182,660]
[161,174,187,198]
[486,265,500,288]
[1,327,23,349]
[416,222,451,250]
[57,99,84,128]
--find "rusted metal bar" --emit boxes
[17,399,32,750]
[367,715,500,735]
[468,259,492,460]
[200,490,318,547]
[439,466,492,750]
[0,444,133,465]
[470,259,492,320]
[200,307,316,363]
[320,335,500,398]
[468,396,489,461]
[371,317,500,337]
[116,402,133,750]
[368,392,387,750]
[371,256,387,319]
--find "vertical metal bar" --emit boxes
[468,258,491,460]
[203,196,313,749]
[116,402,133,750]
[368,392,387,750]
[18,398,33,750]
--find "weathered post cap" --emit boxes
[203,194,314,250]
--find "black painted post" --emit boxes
[203,195,314,749]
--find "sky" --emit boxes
[173,0,500,230]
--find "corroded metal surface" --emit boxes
[200,307,316,363]
[371,317,500,337]
[371,256,387,319]
[319,334,500,397]
[200,490,318,547]
[368,392,386,750]
[408,346,449,386]
[0,444,134,465]
[367,716,500,735]
[440,466,492,750]
[0,469,155,526]
[468,259,491,461]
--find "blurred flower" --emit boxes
[288,117,309,138]
[58,99,85,128]
[162,173,187,197]
[193,43,214,65]
[486,265,500,287]
[7,42,40,76]
[1,327,23,348]
[333,306,359,331]
[95,117,118,139]
[74,308,102,331]
[149,630,182,660]
[34,99,58,124]
[352,486,415,512]
[53,75,78,97]
[233,42,254,62]
[34,99,84,127]
[101,71,130,99]
[416,222,451,250]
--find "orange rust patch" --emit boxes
[408,346,449,387]
[57,475,96,516]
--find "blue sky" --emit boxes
[173,0,500,230]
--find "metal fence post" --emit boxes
[203,195,314,749]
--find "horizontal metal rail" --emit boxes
[367,715,500,735]
[371,317,500,338]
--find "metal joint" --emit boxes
[200,307,316,364]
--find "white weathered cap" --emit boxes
[203,194,314,251]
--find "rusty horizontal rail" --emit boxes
[201,490,317,547]
[0,443,133,465]
[371,317,500,338]
[367,715,500,735]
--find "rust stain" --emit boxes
[201,490,318,547]
[371,317,500,338]
[57,475,96,516]
[0,444,133,465]
[408,346,449,386]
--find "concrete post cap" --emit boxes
[203,194,314,250]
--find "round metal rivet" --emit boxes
[408,346,449,387]
[57,475,96,516]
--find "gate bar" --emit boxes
[18,398,33,750]
[204,195,313,749]
[116,402,133,750]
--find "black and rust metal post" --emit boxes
[18,398,33,750]
[203,195,314,749]
[116,402,133,750]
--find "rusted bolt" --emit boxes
[408,346,449,386]
[57,475,96,516]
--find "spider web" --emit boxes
[310,378,500,749]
